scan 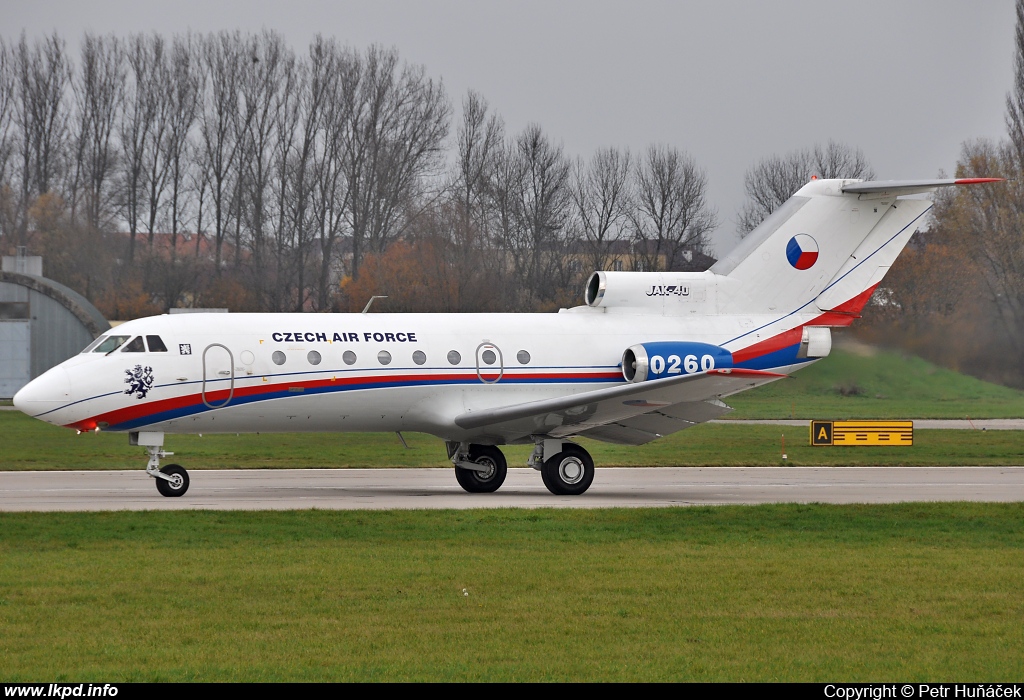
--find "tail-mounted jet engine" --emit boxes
[585,270,709,312]
[622,342,733,383]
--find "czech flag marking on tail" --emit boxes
[786,234,819,270]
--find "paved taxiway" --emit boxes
[1,467,1022,511]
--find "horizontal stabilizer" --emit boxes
[842,178,1004,197]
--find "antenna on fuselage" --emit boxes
[362,295,388,314]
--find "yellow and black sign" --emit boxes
[810,420,913,446]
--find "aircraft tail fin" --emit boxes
[711,178,1003,318]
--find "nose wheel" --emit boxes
[141,441,191,497]
[155,464,190,497]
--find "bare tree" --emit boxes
[197,31,249,273]
[141,34,171,246]
[162,33,200,258]
[69,33,124,229]
[737,140,873,235]
[118,34,158,260]
[454,89,503,228]
[571,146,632,273]
[492,123,573,308]
[630,144,716,272]
[342,45,450,278]
[236,31,292,283]
[11,32,72,246]
[1007,0,1024,169]
[442,89,505,308]
[0,39,16,247]
[306,38,353,311]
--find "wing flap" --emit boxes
[573,397,735,445]
[453,369,783,440]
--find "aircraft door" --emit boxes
[202,343,235,408]
[475,342,504,384]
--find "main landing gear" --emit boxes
[448,439,595,496]
[449,443,508,493]
[132,431,190,497]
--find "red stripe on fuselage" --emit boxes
[65,370,624,431]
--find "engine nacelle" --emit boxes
[622,342,734,383]
[585,270,710,311]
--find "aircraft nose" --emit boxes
[13,366,72,418]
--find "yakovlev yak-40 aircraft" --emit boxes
[13,177,1002,497]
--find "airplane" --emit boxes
[12,177,1002,497]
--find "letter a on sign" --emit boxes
[811,421,833,446]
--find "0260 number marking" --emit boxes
[650,353,715,375]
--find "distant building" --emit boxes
[0,252,110,398]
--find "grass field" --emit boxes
[727,345,1024,419]
[1,410,1023,469]
[1,505,1021,681]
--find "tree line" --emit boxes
[5,26,1022,387]
[0,30,717,316]
[850,0,1024,389]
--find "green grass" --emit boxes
[1,505,1022,681]
[1,411,1023,469]
[727,346,1024,419]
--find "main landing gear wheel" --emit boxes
[455,445,508,493]
[155,464,190,497]
[541,444,595,496]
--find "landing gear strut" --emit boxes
[133,431,190,497]
[449,442,508,493]
[530,440,595,496]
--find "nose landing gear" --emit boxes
[132,431,190,497]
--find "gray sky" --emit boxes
[6,0,1016,256]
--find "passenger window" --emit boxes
[343,351,357,365]
[272,351,286,365]
[93,335,130,353]
[121,336,146,353]
[307,351,322,365]
[447,350,461,365]
[146,335,168,352]
[517,350,531,364]
[412,350,426,365]
[378,350,392,365]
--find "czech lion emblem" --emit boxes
[124,365,155,399]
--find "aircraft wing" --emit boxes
[453,368,785,445]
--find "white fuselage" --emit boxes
[14,302,820,444]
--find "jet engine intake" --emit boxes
[622,342,733,383]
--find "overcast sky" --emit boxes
[6,0,1016,256]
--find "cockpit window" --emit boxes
[121,336,146,353]
[146,335,168,352]
[92,335,131,353]
[81,336,105,353]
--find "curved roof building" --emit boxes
[0,264,110,398]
